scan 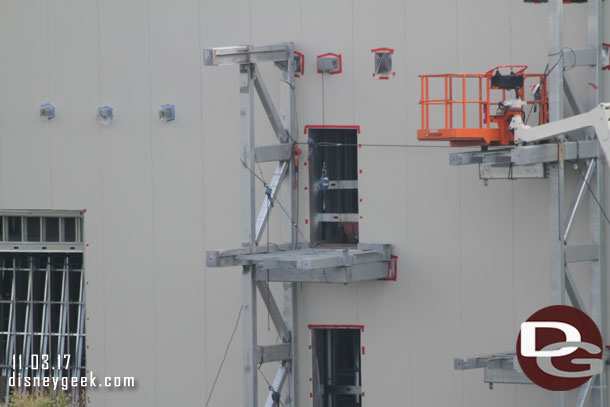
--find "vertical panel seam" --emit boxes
[198,0,209,402]
[46,0,54,209]
[95,1,108,406]
[145,1,158,406]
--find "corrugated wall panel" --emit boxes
[97,1,156,406]
[148,0,206,405]
[0,2,52,208]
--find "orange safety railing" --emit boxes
[418,65,548,147]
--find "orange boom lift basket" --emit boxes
[417,65,549,147]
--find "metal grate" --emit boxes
[0,253,86,401]
[0,211,85,402]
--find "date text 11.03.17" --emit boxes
[12,355,71,371]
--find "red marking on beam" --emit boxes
[371,47,394,54]
[307,324,365,332]
[304,125,361,134]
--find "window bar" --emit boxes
[65,258,71,379]
[4,257,16,401]
[41,218,47,244]
[56,257,69,380]
[1,257,7,379]
[71,271,85,403]
[355,332,361,404]
[0,332,82,337]
[74,271,86,379]
[21,257,34,381]
[326,332,332,407]
[38,256,51,381]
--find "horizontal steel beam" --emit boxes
[206,242,310,267]
[203,44,290,66]
[566,243,600,263]
[238,246,391,271]
[0,243,84,253]
[255,144,292,163]
[564,47,596,67]
[455,353,517,370]
[450,140,599,167]
[208,244,392,283]
[484,367,531,385]
[315,213,360,223]
[256,261,390,283]
[326,180,358,190]
[450,149,512,166]
[479,163,545,180]
[455,353,532,385]
[0,210,83,217]
[324,385,361,396]
[255,344,291,364]
[512,140,599,165]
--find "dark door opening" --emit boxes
[307,128,359,247]
[311,327,362,407]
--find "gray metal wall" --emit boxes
[0,0,608,406]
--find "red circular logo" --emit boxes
[516,305,603,391]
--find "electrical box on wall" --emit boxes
[96,106,114,125]
[306,126,359,246]
[39,103,55,120]
[317,53,342,75]
[158,104,176,122]
[371,48,395,79]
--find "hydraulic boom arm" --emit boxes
[511,103,610,163]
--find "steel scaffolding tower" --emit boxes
[454,1,607,407]
[203,43,394,407]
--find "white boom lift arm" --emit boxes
[511,103,610,163]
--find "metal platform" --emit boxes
[449,140,599,181]
[450,140,598,167]
[207,243,394,283]
[454,353,531,387]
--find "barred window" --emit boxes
[0,211,85,401]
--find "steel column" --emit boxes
[280,42,299,407]
[241,63,257,247]
[205,43,300,407]
[548,2,566,406]
[243,265,258,407]
[587,2,606,407]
